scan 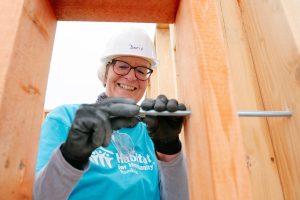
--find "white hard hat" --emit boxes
[98,27,159,84]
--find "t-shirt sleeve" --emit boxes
[35,110,70,173]
[34,147,88,200]
[34,105,85,200]
[158,151,189,200]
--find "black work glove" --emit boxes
[61,98,140,169]
[141,94,186,155]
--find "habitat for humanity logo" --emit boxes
[90,147,155,174]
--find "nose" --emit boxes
[124,68,137,81]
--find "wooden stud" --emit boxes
[51,0,179,23]
[147,24,178,98]
[216,0,284,199]
[0,0,56,198]
[174,0,251,199]
[148,24,188,151]
[238,1,300,199]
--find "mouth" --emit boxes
[117,83,137,91]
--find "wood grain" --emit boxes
[147,25,178,99]
[51,0,179,23]
[217,0,284,199]
[0,0,56,198]
[239,0,300,199]
[174,0,251,199]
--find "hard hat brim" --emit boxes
[101,54,159,68]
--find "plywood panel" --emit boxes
[0,0,56,198]
[51,0,179,23]
[216,0,284,199]
[239,0,300,199]
[174,0,251,199]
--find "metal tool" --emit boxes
[238,111,292,117]
[138,109,292,118]
[139,109,192,118]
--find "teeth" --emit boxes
[119,83,136,91]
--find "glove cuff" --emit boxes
[153,136,182,155]
[60,144,89,170]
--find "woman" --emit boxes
[34,28,189,200]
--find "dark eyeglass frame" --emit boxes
[109,59,153,81]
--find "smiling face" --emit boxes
[104,56,151,102]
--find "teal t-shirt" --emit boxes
[36,104,160,200]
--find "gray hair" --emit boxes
[97,61,110,87]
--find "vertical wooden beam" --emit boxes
[174,0,251,199]
[238,1,300,199]
[217,1,284,199]
[147,24,178,99]
[148,24,188,150]
[0,0,56,198]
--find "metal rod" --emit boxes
[138,109,292,117]
[139,109,192,117]
[238,111,292,117]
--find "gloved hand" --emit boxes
[61,98,140,169]
[141,95,186,155]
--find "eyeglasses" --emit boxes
[110,59,153,81]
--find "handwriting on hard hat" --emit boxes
[129,44,143,51]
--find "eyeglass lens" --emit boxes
[112,60,152,81]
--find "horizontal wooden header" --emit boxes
[51,0,179,23]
